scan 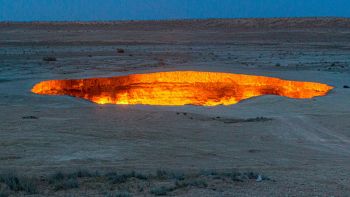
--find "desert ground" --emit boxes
[0,18,350,196]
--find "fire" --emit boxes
[31,71,333,106]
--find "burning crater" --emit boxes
[31,71,333,106]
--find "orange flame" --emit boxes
[31,71,333,106]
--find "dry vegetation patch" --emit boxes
[0,169,272,196]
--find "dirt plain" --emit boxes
[0,18,350,196]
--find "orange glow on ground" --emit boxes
[31,71,333,106]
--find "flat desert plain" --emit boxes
[0,18,350,196]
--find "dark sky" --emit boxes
[1,0,349,21]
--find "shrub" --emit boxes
[0,191,9,197]
[0,173,37,194]
[20,178,38,194]
[67,169,94,179]
[134,173,149,180]
[106,191,132,197]
[53,178,79,191]
[150,186,174,196]
[170,172,185,181]
[155,170,168,179]
[175,179,208,189]
[48,171,65,184]
[0,187,10,197]
[106,171,137,184]
[216,171,269,182]
[0,174,21,191]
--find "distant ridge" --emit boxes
[1,17,350,30]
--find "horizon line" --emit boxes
[0,16,348,23]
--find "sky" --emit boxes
[1,0,349,22]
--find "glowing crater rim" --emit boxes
[31,71,334,106]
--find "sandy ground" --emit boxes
[0,18,350,196]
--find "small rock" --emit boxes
[248,149,261,153]
[117,48,125,53]
[22,116,38,119]
[43,56,57,61]
[256,175,263,182]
